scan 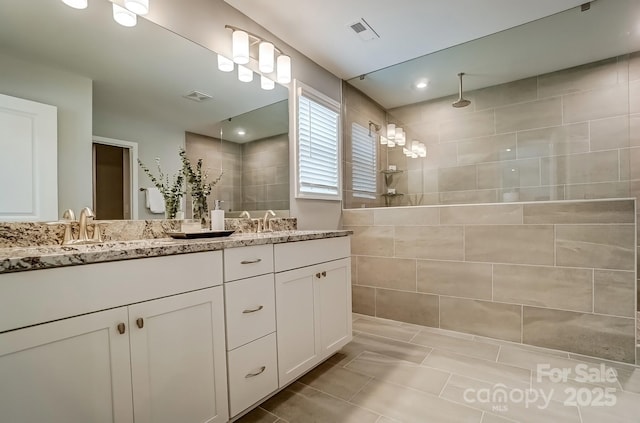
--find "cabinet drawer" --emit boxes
[274,237,350,272]
[224,244,274,282]
[224,274,275,350]
[227,333,278,417]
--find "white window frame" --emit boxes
[293,79,342,201]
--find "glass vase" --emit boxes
[191,195,208,223]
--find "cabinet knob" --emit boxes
[117,323,126,334]
[315,272,321,279]
[242,305,264,314]
[240,258,262,265]
[245,366,266,378]
[136,318,144,329]
[322,271,327,277]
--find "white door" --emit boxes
[275,267,319,386]
[0,93,57,221]
[0,307,133,423]
[317,258,352,355]
[128,287,229,423]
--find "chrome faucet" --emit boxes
[262,210,276,233]
[239,210,251,219]
[77,207,95,242]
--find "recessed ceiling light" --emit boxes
[415,80,429,89]
[237,129,246,136]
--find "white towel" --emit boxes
[145,187,165,214]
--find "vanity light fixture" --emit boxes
[124,0,149,15]
[113,3,137,27]
[261,76,275,90]
[387,139,396,148]
[217,55,234,72]
[395,127,405,146]
[387,123,396,140]
[380,135,388,145]
[225,25,292,87]
[62,0,88,9]
[238,64,253,82]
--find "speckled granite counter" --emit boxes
[0,230,352,274]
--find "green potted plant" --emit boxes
[137,157,185,219]
[179,148,223,222]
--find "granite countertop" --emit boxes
[0,230,352,274]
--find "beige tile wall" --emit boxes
[344,199,637,364]
[241,133,289,211]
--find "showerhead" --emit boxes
[452,72,471,108]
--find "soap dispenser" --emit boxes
[210,200,225,231]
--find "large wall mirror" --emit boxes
[0,0,289,221]
[343,0,640,208]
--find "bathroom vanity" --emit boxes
[0,230,352,423]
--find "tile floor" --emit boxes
[236,314,640,423]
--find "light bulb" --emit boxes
[259,42,275,74]
[387,123,396,140]
[232,30,250,64]
[411,140,420,153]
[238,65,253,82]
[113,3,137,27]
[217,55,234,72]
[124,0,149,15]
[396,128,405,146]
[276,55,291,84]
[62,0,87,9]
[380,136,388,145]
[261,76,275,90]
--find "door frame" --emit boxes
[92,136,139,219]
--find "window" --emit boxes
[295,81,341,200]
[351,123,377,199]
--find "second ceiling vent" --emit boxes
[348,18,380,41]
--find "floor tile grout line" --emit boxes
[437,372,454,398]
[347,376,374,403]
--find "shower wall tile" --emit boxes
[439,109,495,142]
[516,123,590,159]
[373,206,439,226]
[630,80,640,115]
[342,209,374,226]
[523,200,635,224]
[555,224,635,270]
[439,297,522,342]
[352,285,375,316]
[439,203,522,225]
[540,150,620,185]
[395,225,464,261]
[493,264,593,312]
[457,133,517,165]
[438,165,477,192]
[632,114,640,147]
[473,77,537,111]
[356,256,417,291]
[590,116,631,151]
[499,185,565,202]
[537,57,624,98]
[375,289,439,327]
[347,225,394,257]
[495,97,562,133]
[594,270,636,317]
[476,158,540,189]
[465,224,554,265]
[563,85,629,123]
[417,260,492,300]
[439,189,499,204]
[523,307,636,363]
[564,181,630,200]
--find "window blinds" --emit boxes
[351,123,377,199]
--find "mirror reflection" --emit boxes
[0,0,289,221]
[343,0,640,208]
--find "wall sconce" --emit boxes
[225,25,291,87]
[62,0,88,9]
[261,76,275,90]
[217,55,234,72]
[238,65,253,82]
[62,0,150,27]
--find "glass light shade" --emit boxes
[380,136,388,145]
[217,55,234,72]
[238,65,253,82]
[387,123,396,140]
[419,142,427,157]
[62,0,88,9]
[387,139,396,148]
[124,0,149,15]
[403,148,412,157]
[259,42,275,74]
[232,30,250,64]
[261,76,275,90]
[113,4,137,27]
[411,140,420,153]
[396,129,406,146]
[411,152,418,159]
[276,55,291,84]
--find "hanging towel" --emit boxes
[145,187,165,214]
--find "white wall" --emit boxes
[0,50,93,218]
[143,0,343,229]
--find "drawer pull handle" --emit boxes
[136,318,144,329]
[117,323,126,334]
[245,366,266,378]
[241,258,262,265]
[242,305,264,314]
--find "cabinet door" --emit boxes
[275,267,319,386]
[0,307,133,423]
[129,287,228,423]
[317,258,353,357]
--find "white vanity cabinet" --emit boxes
[0,252,229,423]
[274,237,352,386]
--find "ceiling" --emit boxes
[224,0,587,80]
[0,0,288,142]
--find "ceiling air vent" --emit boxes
[183,90,212,102]
[348,18,379,41]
